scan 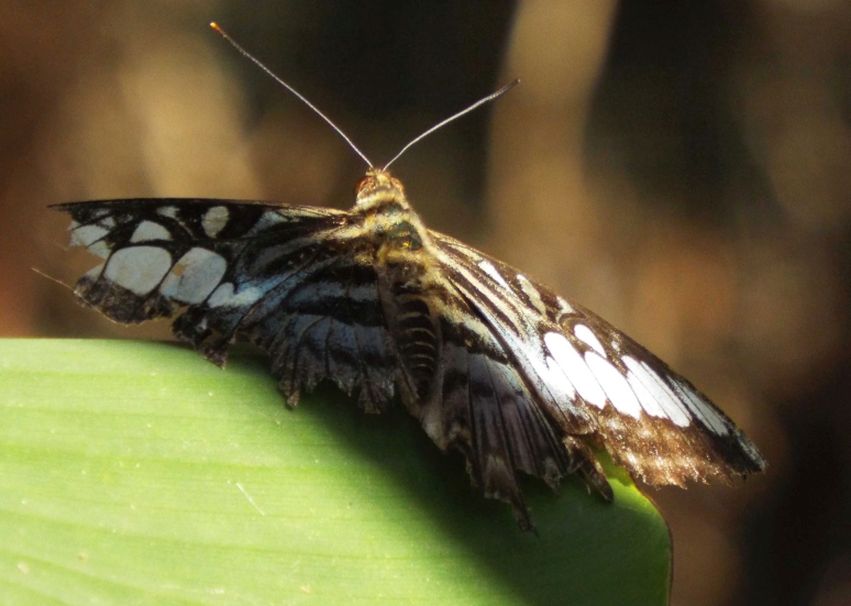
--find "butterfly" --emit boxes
[52,24,765,531]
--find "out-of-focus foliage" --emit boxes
[1,2,848,605]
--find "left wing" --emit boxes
[54,198,398,411]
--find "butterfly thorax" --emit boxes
[353,169,433,253]
[353,169,442,406]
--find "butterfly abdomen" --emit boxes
[389,293,440,400]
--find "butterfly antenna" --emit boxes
[210,21,373,168]
[382,79,519,171]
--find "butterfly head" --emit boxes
[356,169,406,200]
[354,168,412,216]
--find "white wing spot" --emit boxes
[70,224,110,258]
[516,274,547,315]
[624,366,668,419]
[208,282,263,308]
[82,262,105,281]
[544,332,606,407]
[104,246,171,295]
[156,206,178,219]
[574,324,606,355]
[130,220,171,243]
[622,356,691,426]
[557,296,575,315]
[541,355,577,401]
[584,352,642,418]
[202,206,229,237]
[160,247,227,304]
[247,210,286,235]
[478,260,511,290]
[71,224,107,247]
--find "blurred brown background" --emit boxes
[1,1,849,604]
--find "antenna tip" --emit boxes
[209,21,222,33]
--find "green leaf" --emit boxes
[0,339,670,605]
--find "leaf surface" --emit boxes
[0,339,670,605]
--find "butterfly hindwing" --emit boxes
[411,290,603,529]
[240,253,397,410]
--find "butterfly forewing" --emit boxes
[55,169,765,530]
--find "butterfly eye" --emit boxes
[355,175,373,196]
